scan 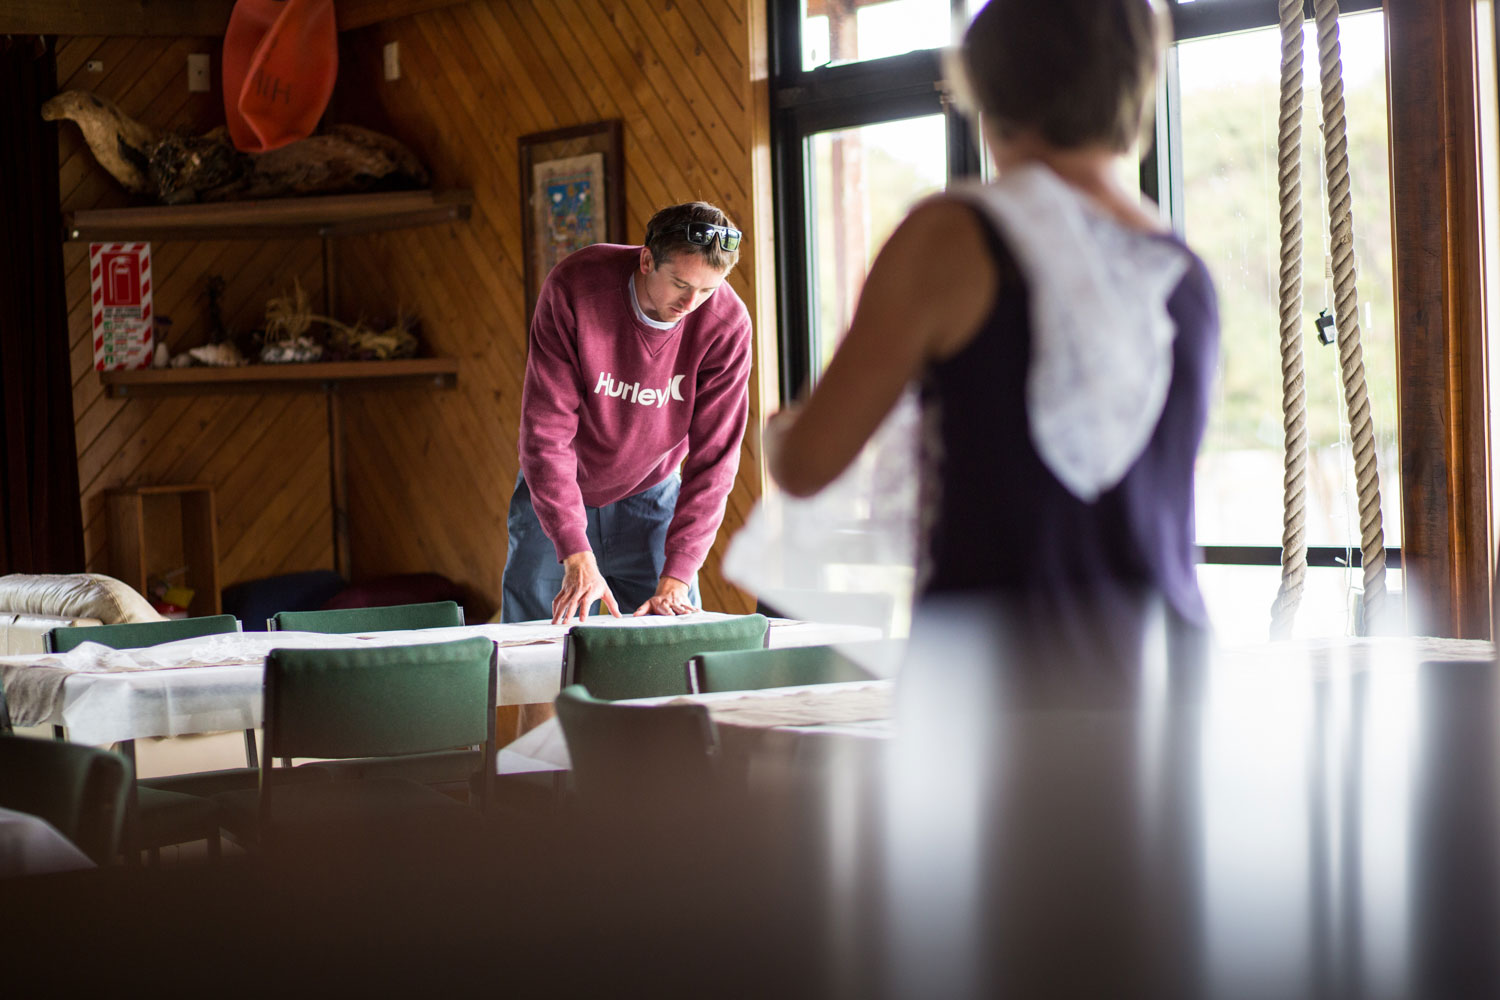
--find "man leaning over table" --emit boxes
[501,201,753,625]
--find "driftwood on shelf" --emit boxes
[42,91,429,204]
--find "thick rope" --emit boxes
[1271,0,1310,639]
[1313,0,1387,627]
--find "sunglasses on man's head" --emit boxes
[659,221,742,252]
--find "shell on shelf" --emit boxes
[169,342,249,368]
[260,337,324,363]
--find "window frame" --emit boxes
[768,0,981,401]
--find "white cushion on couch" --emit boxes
[0,573,163,626]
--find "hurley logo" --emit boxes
[594,371,685,408]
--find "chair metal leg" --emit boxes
[243,729,259,768]
[117,739,142,867]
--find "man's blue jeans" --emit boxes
[500,473,700,623]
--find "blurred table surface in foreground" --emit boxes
[6,628,1500,998]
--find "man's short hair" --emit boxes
[958,0,1165,153]
[644,202,741,271]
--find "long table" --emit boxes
[500,679,892,776]
[0,613,882,746]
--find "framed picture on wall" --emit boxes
[519,119,626,323]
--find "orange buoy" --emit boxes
[222,0,338,153]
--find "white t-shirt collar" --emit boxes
[628,273,679,331]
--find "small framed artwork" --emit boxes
[519,119,626,322]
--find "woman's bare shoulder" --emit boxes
[883,194,999,359]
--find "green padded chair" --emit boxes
[688,644,876,695]
[44,615,253,863]
[554,684,721,812]
[0,734,131,865]
[44,613,259,767]
[213,637,497,852]
[266,600,472,787]
[45,614,244,654]
[562,614,771,701]
[267,601,464,634]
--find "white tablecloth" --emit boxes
[0,806,94,878]
[0,613,883,745]
[500,678,895,773]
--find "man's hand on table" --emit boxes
[552,551,622,624]
[633,576,699,617]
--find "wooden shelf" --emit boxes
[100,358,460,398]
[65,190,473,242]
[108,483,221,617]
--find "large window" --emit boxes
[769,0,1412,642]
[770,0,979,398]
[1166,1,1398,642]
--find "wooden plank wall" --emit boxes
[56,36,334,592]
[53,0,767,618]
[333,0,764,617]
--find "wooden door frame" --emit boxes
[1388,0,1494,638]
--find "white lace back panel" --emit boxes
[950,167,1190,501]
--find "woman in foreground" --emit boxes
[767,0,1218,664]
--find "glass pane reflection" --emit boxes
[806,114,947,376]
[1197,563,1406,643]
[802,0,954,71]
[1180,13,1401,551]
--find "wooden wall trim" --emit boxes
[1387,0,1493,637]
[746,0,779,501]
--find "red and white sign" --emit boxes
[90,242,154,371]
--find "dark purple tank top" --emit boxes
[919,209,1219,631]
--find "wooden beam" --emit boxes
[1,0,233,37]
[0,0,471,37]
[334,0,471,31]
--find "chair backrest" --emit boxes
[554,684,720,809]
[0,735,130,864]
[261,637,497,818]
[689,644,876,695]
[268,600,464,633]
[45,614,242,653]
[562,614,771,701]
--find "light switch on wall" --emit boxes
[188,53,211,92]
[383,41,400,82]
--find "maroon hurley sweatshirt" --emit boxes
[517,244,753,583]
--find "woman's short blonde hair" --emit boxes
[957,0,1167,152]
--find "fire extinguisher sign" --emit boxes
[90,242,154,371]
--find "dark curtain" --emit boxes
[0,36,85,573]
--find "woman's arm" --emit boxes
[767,196,997,497]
